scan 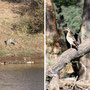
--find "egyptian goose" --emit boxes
[64,28,79,49]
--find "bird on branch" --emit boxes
[64,28,79,49]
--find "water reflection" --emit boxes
[0,64,44,90]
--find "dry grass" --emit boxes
[0,1,44,60]
[0,33,44,57]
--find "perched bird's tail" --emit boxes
[73,41,79,50]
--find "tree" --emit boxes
[46,0,60,43]
[47,0,90,81]
[79,0,90,80]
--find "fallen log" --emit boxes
[50,38,90,73]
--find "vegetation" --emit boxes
[46,0,89,89]
[0,0,44,63]
[53,0,84,34]
[3,0,44,34]
[25,0,44,34]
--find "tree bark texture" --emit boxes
[46,0,59,42]
[48,77,60,90]
[79,0,90,80]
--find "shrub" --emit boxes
[53,0,84,33]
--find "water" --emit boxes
[0,64,44,90]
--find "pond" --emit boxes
[0,63,44,90]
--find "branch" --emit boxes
[51,38,90,73]
[59,79,90,87]
[48,77,90,90]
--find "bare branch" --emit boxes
[59,79,90,87]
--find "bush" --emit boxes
[27,0,44,34]
[53,0,84,34]
[4,0,44,34]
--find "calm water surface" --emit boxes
[0,63,44,90]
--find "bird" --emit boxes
[64,28,79,49]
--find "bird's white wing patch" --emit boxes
[67,37,74,44]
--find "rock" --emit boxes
[4,38,17,45]
[26,61,34,64]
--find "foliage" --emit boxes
[7,0,44,34]
[27,0,44,34]
[53,0,84,34]
[59,5,83,33]
[53,0,79,6]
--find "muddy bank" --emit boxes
[0,55,44,64]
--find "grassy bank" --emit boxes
[0,33,44,63]
[0,0,44,63]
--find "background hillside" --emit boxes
[0,0,44,63]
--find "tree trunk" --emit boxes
[78,0,90,80]
[46,0,59,43]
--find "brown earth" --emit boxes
[0,1,44,63]
[0,54,44,64]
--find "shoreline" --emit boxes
[0,55,44,65]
